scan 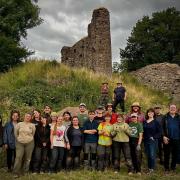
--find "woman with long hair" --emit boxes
[3,110,20,171]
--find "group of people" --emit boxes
[0,82,179,178]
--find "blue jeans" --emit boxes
[144,138,158,170]
[49,146,64,172]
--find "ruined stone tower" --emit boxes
[61,7,112,74]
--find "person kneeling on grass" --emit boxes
[49,115,67,173]
[129,113,143,175]
[111,114,133,175]
[83,110,98,170]
[65,116,84,170]
[97,112,113,171]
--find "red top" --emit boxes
[110,113,118,124]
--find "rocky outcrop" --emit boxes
[61,7,112,75]
[132,63,180,102]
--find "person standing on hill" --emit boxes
[162,104,180,173]
[3,110,20,172]
[125,102,145,124]
[99,82,109,107]
[113,82,126,113]
[77,103,88,127]
[154,105,164,165]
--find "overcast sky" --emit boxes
[23,0,180,62]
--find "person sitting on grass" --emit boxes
[97,112,113,171]
[111,114,133,175]
[129,113,143,175]
[83,110,98,170]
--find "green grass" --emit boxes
[0,60,171,120]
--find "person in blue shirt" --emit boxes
[83,110,98,170]
[162,104,180,173]
[143,108,161,174]
[3,110,20,171]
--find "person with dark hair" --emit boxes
[63,111,72,127]
[129,113,143,175]
[97,113,113,171]
[3,110,20,171]
[32,109,41,126]
[13,113,35,178]
[0,115,3,153]
[106,103,118,124]
[66,116,83,170]
[83,110,98,170]
[49,115,66,173]
[112,82,126,113]
[111,114,133,175]
[162,104,180,173]
[125,102,145,124]
[43,105,52,124]
[32,116,50,174]
[94,106,105,125]
[143,108,161,174]
[154,105,164,165]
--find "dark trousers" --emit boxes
[113,141,132,172]
[163,139,179,170]
[7,148,16,170]
[49,146,64,172]
[113,99,125,112]
[144,139,157,170]
[129,138,142,172]
[32,146,49,173]
[97,145,111,171]
[66,146,82,170]
[157,138,163,163]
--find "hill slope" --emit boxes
[0,60,170,120]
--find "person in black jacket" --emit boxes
[162,104,180,173]
[32,116,50,173]
[0,115,3,151]
[65,116,83,170]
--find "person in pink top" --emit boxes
[125,102,145,124]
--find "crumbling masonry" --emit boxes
[61,7,112,74]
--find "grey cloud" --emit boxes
[23,0,180,61]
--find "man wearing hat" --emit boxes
[99,82,109,107]
[112,82,126,113]
[154,104,164,165]
[125,102,145,124]
[77,103,88,127]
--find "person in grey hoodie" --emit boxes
[3,110,20,171]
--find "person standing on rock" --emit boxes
[99,82,109,108]
[113,82,126,113]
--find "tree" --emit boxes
[120,7,180,71]
[0,0,42,72]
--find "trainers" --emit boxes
[13,174,20,178]
[114,171,118,174]
[128,172,133,175]
[137,172,141,176]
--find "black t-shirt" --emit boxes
[71,128,83,146]
[114,86,126,100]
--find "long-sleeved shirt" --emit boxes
[143,119,161,140]
[15,122,35,144]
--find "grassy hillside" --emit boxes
[0,60,170,120]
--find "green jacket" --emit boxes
[111,122,131,142]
